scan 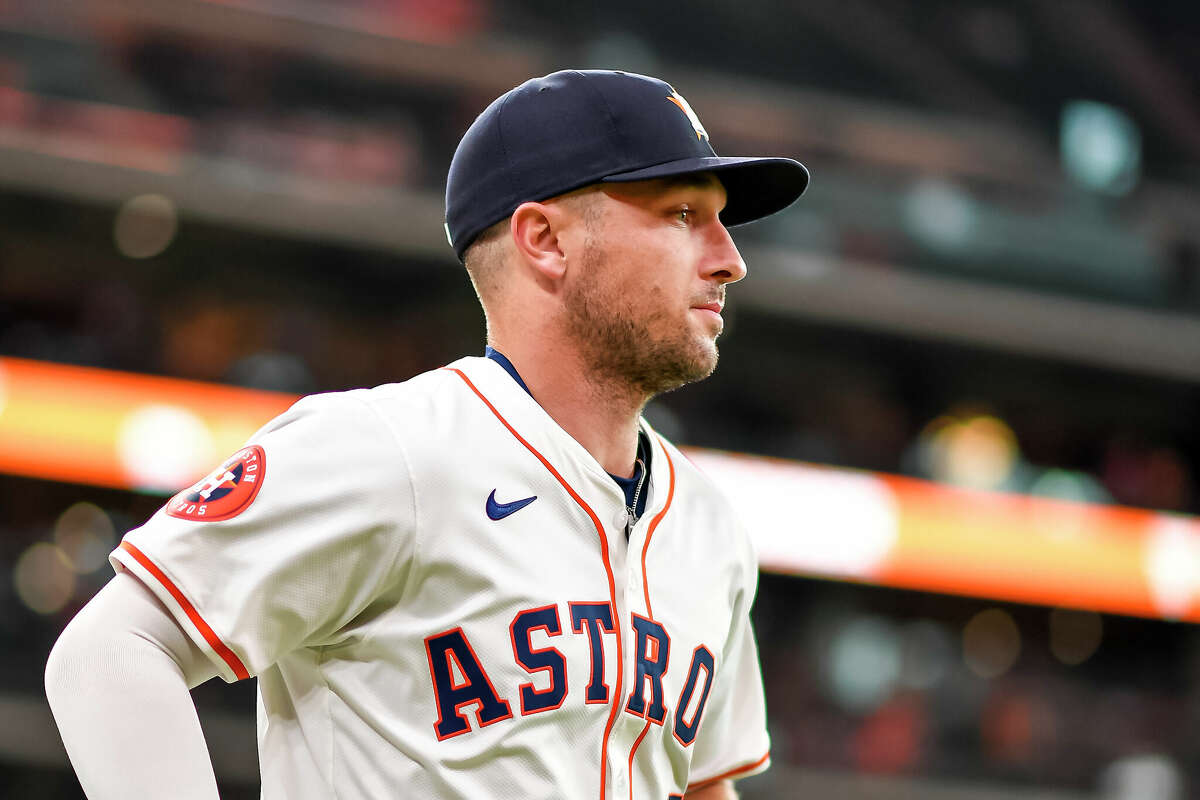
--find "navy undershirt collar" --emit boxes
[484,347,649,521]
[484,346,533,396]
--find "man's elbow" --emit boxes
[45,621,87,714]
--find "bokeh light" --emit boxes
[117,403,216,492]
[1048,608,1102,666]
[962,608,1021,679]
[918,412,1020,491]
[1144,517,1200,620]
[113,193,179,259]
[1029,469,1111,505]
[826,615,902,712]
[903,179,979,254]
[1100,753,1184,800]
[14,542,76,615]
[1061,100,1141,196]
[53,502,117,574]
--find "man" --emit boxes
[46,69,808,799]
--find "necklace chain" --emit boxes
[628,456,647,521]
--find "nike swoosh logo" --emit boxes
[486,490,537,520]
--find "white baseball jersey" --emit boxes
[111,355,770,799]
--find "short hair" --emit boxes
[461,189,602,306]
[462,217,509,303]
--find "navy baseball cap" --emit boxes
[445,69,809,260]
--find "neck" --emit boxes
[489,337,645,478]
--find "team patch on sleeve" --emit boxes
[166,445,266,522]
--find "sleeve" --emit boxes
[684,539,772,792]
[109,391,417,682]
[45,573,221,800]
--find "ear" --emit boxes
[510,201,568,284]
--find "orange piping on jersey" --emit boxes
[685,750,771,793]
[624,436,677,797]
[444,367,625,800]
[118,541,251,680]
[640,436,676,617]
[627,721,653,800]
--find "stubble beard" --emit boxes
[563,244,720,400]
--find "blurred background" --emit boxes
[1,0,1199,797]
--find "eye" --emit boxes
[676,207,693,224]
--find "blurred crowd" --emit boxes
[755,575,1200,795]
[2,1,1200,797]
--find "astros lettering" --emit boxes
[425,603,716,744]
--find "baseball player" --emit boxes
[45,69,808,799]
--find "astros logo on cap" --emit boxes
[667,90,709,141]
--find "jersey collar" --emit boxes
[484,346,533,397]
[481,348,652,520]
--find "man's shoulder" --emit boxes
[649,431,723,498]
[648,430,760,568]
[288,357,479,421]
[246,361,476,458]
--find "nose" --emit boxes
[702,220,748,285]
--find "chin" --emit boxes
[654,340,720,394]
[691,339,719,375]
[693,332,721,370]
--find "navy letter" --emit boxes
[509,605,567,714]
[673,646,715,746]
[424,627,513,740]
[569,602,617,704]
[624,614,670,724]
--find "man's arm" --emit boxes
[685,779,737,799]
[45,572,222,799]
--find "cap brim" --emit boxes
[601,155,810,226]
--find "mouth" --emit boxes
[690,301,724,327]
